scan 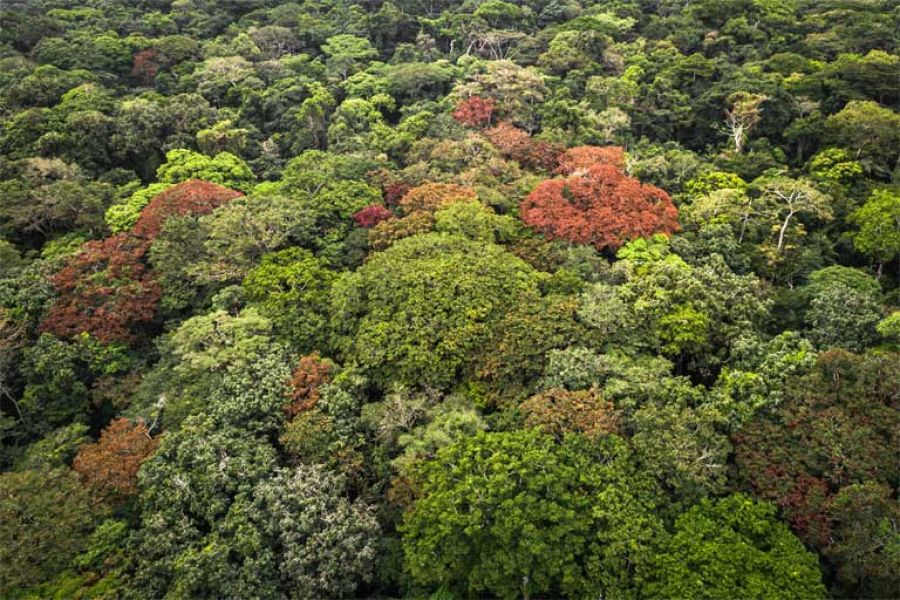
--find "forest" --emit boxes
[0,0,898,598]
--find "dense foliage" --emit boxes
[1,0,898,597]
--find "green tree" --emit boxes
[250,465,380,599]
[400,430,664,599]
[640,494,826,599]
[825,482,900,599]
[824,100,900,177]
[104,182,173,233]
[330,232,542,389]
[322,35,378,80]
[0,467,108,591]
[156,149,256,192]
[803,267,883,352]
[243,247,336,351]
[849,188,900,278]
[130,414,279,597]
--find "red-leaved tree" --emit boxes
[452,96,496,129]
[520,163,679,252]
[383,181,411,208]
[352,204,394,228]
[132,179,244,241]
[41,233,161,343]
[42,180,244,342]
[132,49,160,87]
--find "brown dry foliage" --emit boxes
[520,388,622,441]
[73,418,159,500]
[284,353,334,417]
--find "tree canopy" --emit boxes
[0,0,898,597]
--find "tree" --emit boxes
[804,278,883,352]
[72,417,159,501]
[0,467,107,591]
[284,353,334,417]
[825,482,900,599]
[242,247,336,351]
[555,145,625,174]
[630,401,731,503]
[849,188,900,277]
[130,415,279,597]
[104,182,172,233]
[520,163,679,252]
[10,333,129,450]
[452,95,496,128]
[154,307,282,427]
[476,293,585,401]
[205,349,295,437]
[452,60,549,131]
[732,349,899,594]
[0,158,115,242]
[753,175,832,254]
[578,237,770,375]
[484,121,563,171]
[352,203,393,228]
[330,232,542,389]
[434,201,520,244]
[824,100,900,177]
[368,210,435,252]
[250,465,380,599]
[400,430,664,599]
[520,387,621,441]
[322,34,378,80]
[719,92,768,153]
[397,182,477,214]
[40,233,161,343]
[132,179,244,241]
[640,494,826,599]
[156,149,256,192]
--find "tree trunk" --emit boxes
[777,209,795,253]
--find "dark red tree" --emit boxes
[452,96,496,128]
[484,122,563,171]
[41,234,160,343]
[732,349,899,557]
[42,180,244,343]
[132,49,160,87]
[383,182,412,208]
[520,163,679,251]
[485,121,532,160]
[352,204,394,228]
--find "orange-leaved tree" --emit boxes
[131,179,244,241]
[452,96,496,129]
[73,418,159,501]
[520,388,622,441]
[520,162,679,252]
[555,145,625,174]
[284,353,334,417]
[397,182,477,215]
